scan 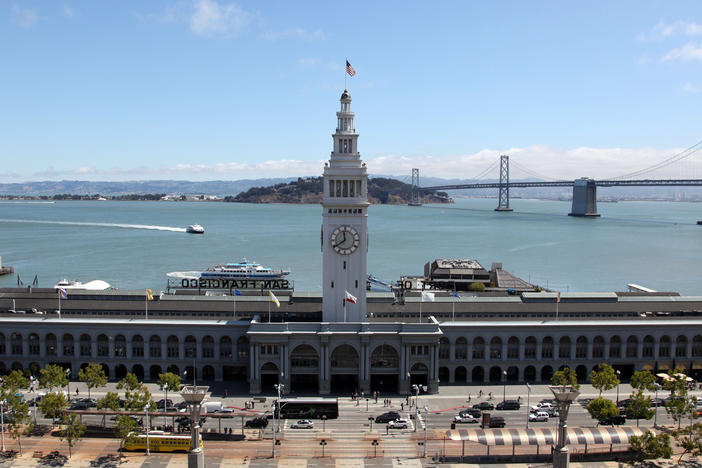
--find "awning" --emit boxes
[642,364,654,371]
[445,427,649,446]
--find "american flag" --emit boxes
[346,60,356,76]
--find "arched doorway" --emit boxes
[455,366,467,383]
[150,365,162,381]
[371,345,399,393]
[506,366,518,383]
[471,366,484,383]
[540,365,553,382]
[489,366,502,383]
[202,365,215,381]
[438,366,450,383]
[115,364,127,380]
[260,362,280,392]
[330,344,359,393]
[409,362,428,389]
[290,344,319,394]
[132,364,144,381]
[524,365,536,382]
[575,365,587,382]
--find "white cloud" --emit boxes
[189,0,252,37]
[298,57,317,66]
[11,3,38,28]
[662,42,702,62]
[63,4,75,17]
[652,20,702,39]
[24,145,696,182]
[682,82,699,93]
[261,28,326,41]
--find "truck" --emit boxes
[202,401,223,413]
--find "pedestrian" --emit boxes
[488,392,492,400]
[401,402,404,411]
[479,389,483,397]
[76,388,79,396]
[468,394,471,402]
[224,389,228,398]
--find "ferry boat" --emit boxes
[186,224,205,234]
[200,260,290,280]
[54,279,112,290]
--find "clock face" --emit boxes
[331,225,360,255]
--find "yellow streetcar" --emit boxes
[123,432,201,453]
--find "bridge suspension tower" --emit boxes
[494,155,513,212]
[409,168,421,206]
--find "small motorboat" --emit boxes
[186,224,205,234]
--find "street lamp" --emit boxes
[550,385,580,468]
[616,370,621,406]
[181,385,209,468]
[66,369,71,402]
[422,405,429,458]
[163,383,169,414]
[526,383,532,429]
[654,383,660,428]
[1,399,5,453]
[502,370,507,402]
[29,376,38,426]
[273,382,284,458]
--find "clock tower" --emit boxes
[322,89,369,322]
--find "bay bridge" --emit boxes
[409,140,702,216]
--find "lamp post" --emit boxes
[654,383,660,428]
[412,385,419,432]
[273,382,284,458]
[422,405,429,458]
[163,383,169,414]
[615,370,621,406]
[1,399,5,453]
[550,385,580,468]
[181,385,208,468]
[526,383,532,429]
[502,370,507,402]
[66,369,71,402]
[145,402,151,456]
[29,376,38,426]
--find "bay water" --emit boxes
[1,198,701,294]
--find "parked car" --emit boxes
[69,401,89,410]
[454,414,479,424]
[291,419,314,429]
[529,411,549,422]
[156,399,173,409]
[387,418,410,429]
[488,416,506,428]
[496,400,520,410]
[77,398,97,407]
[375,411,401,423]
[599,415,626,426]
[531,402,554,412]
[245,417,268,428]
[472,402,494,411]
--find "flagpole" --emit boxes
[345,57,347,90]
[145,290,148,320]
[58,291,61,319]
[556,292,559,320]
[344,299,347,323]
[419,297,422,323]
[268,300,271,323]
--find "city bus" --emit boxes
[275,398,339,419]
[123,432,201,452]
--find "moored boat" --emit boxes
[200,259,290,279]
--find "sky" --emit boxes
[2,0,702,183]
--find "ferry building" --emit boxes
[1,90,702,395]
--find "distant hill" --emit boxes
[228,177,452,204]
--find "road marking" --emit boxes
[278,458,307,468]
[336,458,364,468]
[392,458,422,468]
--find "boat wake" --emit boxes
[0,219,187,232]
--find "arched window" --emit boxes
[331,344,359,368]
[291,344,319,368]
[576,336,588,358]
[80,334,91,357]
[46,333,58,356]
[593,336,605,358]
[184,336,197,358]
[490,337,502,359]
[542,337,554,359]
[507,337,519,359]
[559,336,571,359]
[149,335,161,358]
[626,336,638,358]
[62,333,74,356]
[28,333,40,355]
[693,335,702,357]
[472,337,485,359]
[132,335,144,358]
[643,335,655,357]
[439,338,450,360]
[609,336,621,358]
[237,336,249,359]
[11,332,23,355]
[202,336,214,359]
[220,336,232,359]
[167,335,179,358]
[96,334,108,357]
[371,345,399,368]
[455,337,467,360]
[525,337,537,359]
[676,335,688,357]
[659,336,671,357]
[114,335,126,358]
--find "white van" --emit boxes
[202,401,223,413]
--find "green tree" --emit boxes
[630,370,656,392]
[39,392,69,426]
[468,282,485,291]
[117,373,140,392]
[586,397,620,423]
[39,364,69,392]
[1,369,29,393]
[662,368,696,429]
[630,431,673,462]
[78,363,107,399]
[118,373,152,411]
[673,422,702,463]
[97,391,121,428]
[59,413,86,458]
[625,390,655,427]
[589,363,619,396]
[115,414,140,452]
[4,392,31,454]
[551,366,580,389]
[157,372,182,394]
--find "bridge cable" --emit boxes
[509,159,567,182]
[610,139,702,180]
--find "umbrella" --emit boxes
[673,373,693,382]
[656,373,673,381]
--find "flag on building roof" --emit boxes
[346,60,356,76]
[421,291,435,302]
[269,290,280,308]
[345,291,357,304]
[59,288,68,300]
[146,289,153,301]
[234,289,242,296]
[453,291,461,299]
[557,291,561,303]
